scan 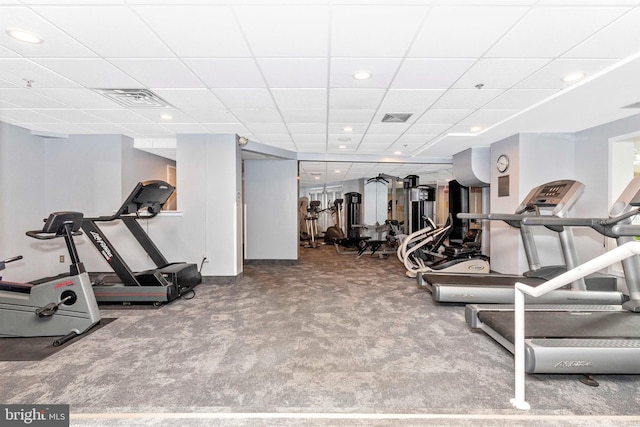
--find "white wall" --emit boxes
[176,134,242,277]
[244,159,298,260]
[0,123,47,282]
[488,133,576,274]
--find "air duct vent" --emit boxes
[382,113,413,123]
[94,89,174,109]
[623,101,640,109]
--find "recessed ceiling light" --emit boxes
[343,127,353,132]
[338,145,347,149]
[314,176,320,180]
[6,28,43,44]
[394,151,402,155]
[335,170,341,174]
[160,114,173,120]
[562,72,585,83]
[470,126,482,132]
[352,71,372,80]
[338,137,351,142]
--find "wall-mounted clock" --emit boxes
[496,154,510,173]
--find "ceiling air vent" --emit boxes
[623,101,640,109]
[382,113,413,123]
[94,89,174,109]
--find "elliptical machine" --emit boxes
[0,212,101,346]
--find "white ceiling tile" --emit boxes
[83,109,151,124]
[331,5,428,57]
[483,89,559,109]
[204,123,250,135]
[0,109,62,123]
[0,88,70,108]
[258,58,328,88]
[431,89,505,109]
[35,88,122,108]
[327,123,368,134]
[329,109,375,123]
[159,123,209,133]
[134,5,251,57]
[292,134,326,145]
[234,5,328,57]
[232,109,282,123]
[132,109,197,123]
[378,89,445,114]
[415,109,474,124]
[0,59,79,88]
[31,123,91,134]
[271,89,327,110]
[212,89,275,109]
[245,123,289,134]
[329,133,363,144]
[0,45,20,58]
[0,6,97,57]
[330,58,402,88]
[392,59,476,90]
[33,58,142,88]
[33,6,173,57]
[184,59,265,88]
[453,59,552,89]
[32,108,108,123]
[516,59,618,89]
[152,89,227,110]
[405,123,453,134]
[252,134,292,144]
[565,8,640,59]
[288,124,326,134]
[75,123,132,134]
[409,5,529,57]
[359,134,396,145]
[186,110,238,123]
[118,122,172,134]
[366,122,411,134]
[458,109,517,126]
[329,89,385,110]
[109,59,203,88]
[394,134,438,146]
[281,109,326,123]
[295,142,327,151]
[486,6,628,57]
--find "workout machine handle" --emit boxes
[0,255,23,271]
[26,229,82,240]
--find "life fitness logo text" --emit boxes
[468,265,486,271]
[90,231,113,261]
[2,405,69,426]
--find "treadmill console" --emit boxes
[518,179,584,217]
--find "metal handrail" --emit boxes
[511,241,640,410]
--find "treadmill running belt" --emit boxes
[423,273,546,287]
[477,310,640,343]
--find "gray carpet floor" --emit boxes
[1,243,639,426]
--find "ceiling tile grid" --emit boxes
[0,1,639,185]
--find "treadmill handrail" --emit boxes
[510,240,640,411]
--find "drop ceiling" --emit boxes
[2,0,640,186]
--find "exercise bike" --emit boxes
[0,212,101,346]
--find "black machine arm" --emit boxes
[89,180,175,222]
[25,211,85,275]
[0,255,23,272]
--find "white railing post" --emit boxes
[511,284,531,410]
[508,241,640,410]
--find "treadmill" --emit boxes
[82,180,202,304]
[466,177,640,374]
[421,179,621,305]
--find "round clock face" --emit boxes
[496,154,509,173]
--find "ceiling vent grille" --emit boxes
[94,89,174,109]
[622,101,640,109]
[382,113,413,123]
